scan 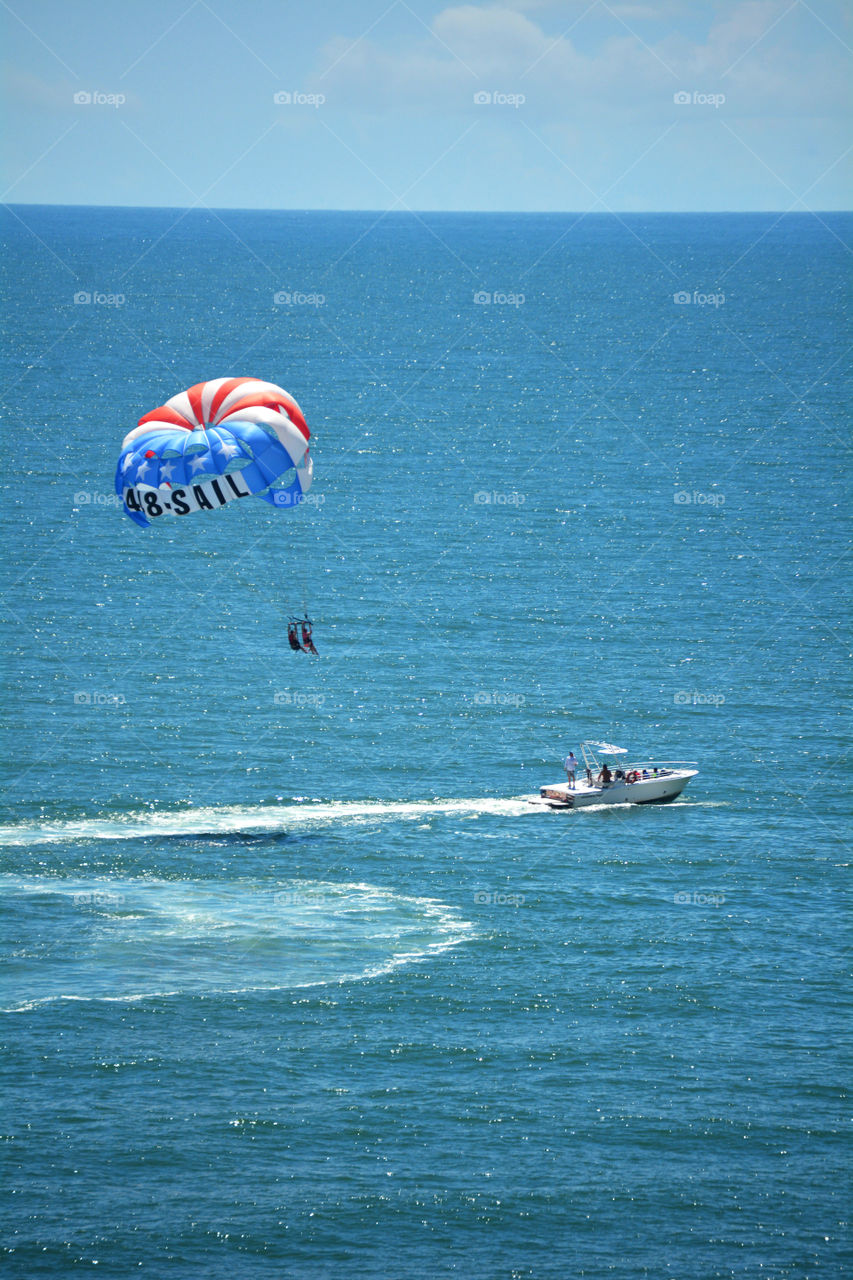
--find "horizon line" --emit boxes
[3,202,852,216]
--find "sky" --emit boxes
[2,0,851,211]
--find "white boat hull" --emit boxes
[528,768,698,810]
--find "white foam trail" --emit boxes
[0,875,476,1010]
[0,793,718,848]
[0,797,533,846]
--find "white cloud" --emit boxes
[316,1,850,120]
[432,4,548,68]
[5,66,139,114]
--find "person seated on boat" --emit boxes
[642,769,649,778]
[597,763,612,786]
[614,768,625,781]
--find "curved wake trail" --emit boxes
[1,875,476,1010]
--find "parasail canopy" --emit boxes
[115,376,312,527]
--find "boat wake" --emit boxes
[0,874,474,1011]
[0,797,533,847]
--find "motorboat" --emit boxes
[527,741,698,810]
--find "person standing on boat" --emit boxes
[564,751,578,789]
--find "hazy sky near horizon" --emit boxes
[3,0,851,211]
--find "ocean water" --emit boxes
[1,206,850,1278]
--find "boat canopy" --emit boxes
[583,741,627,756]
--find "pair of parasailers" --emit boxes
[287,618,318,655]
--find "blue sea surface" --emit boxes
[1,206,850,1278]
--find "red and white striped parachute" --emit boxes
[116,377,312,528]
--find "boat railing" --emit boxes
[624,760,698,773]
